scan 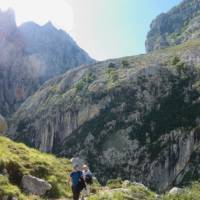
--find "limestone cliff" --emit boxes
[0,114,7,134]
[0,9,94,117]
[146,0,200,52]
[9,39,200,192]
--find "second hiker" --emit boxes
[82,164,93,198]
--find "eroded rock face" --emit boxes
[0,9,94,117]
[146,0,200,52]
[22,175,52,196]
[9,41,200,192]
[0,114,7,134]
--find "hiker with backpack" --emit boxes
[69,165,86,200]
[82,164,93,198]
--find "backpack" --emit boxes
[77,171,86,192]
[85,173,93,185]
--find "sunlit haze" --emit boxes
[0,0,74,30]
[0,0,183,60]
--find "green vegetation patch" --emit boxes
[107,178,123,189]
[106,68,118,84]
[121,60,130,68]
[0,176,26,200]
[163,182,200,200]
[0,136,72,199]
[75,71,96,92]
[88,184,156,200]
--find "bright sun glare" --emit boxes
[0,0,74,31]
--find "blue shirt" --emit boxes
[70,171,83,186]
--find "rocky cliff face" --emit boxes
[19,21,93,81]
[0,9,94,117]
[0,114,7,134]
[9,39,200,192]
[146,0,200,52]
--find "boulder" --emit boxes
[22,175,52,196]
[0,114,7,134]
[169,187,184,195]
[122,180,131,188]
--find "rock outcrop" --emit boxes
[0,9,94,117]
[169,187,184,195]
[22,175,52,196]
[9,39,200,192]
[0,114,7,134]
[146,0,200,52]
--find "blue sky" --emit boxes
[68,0,183,60]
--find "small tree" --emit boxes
[122,60,129,68]
[108,62,116,68]
[172,56,180,65]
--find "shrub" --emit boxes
[31,165,49,179]
[75,72,95,92]
[0,176,26,200]
[75,80,85,91]
[108,62,116,68]
[46,176,62,198]
[129,185,155,200]
[0,160,5,173]
[121,60,129,68]
[106,69,118,83]
[172,56,181,65]
[107,178,122,189]
[6,161,23,186]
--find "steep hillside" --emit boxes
[0,136,72,200]
[9,39,200,192]
[0,9,94,117]
[146,0,200,52]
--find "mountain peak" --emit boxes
[0,10,94,116]
[0,8,16,33]
[0,8,15,18]
[43,21,56,30]
[146,0,200,52]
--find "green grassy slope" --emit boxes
[0,136,72,199]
